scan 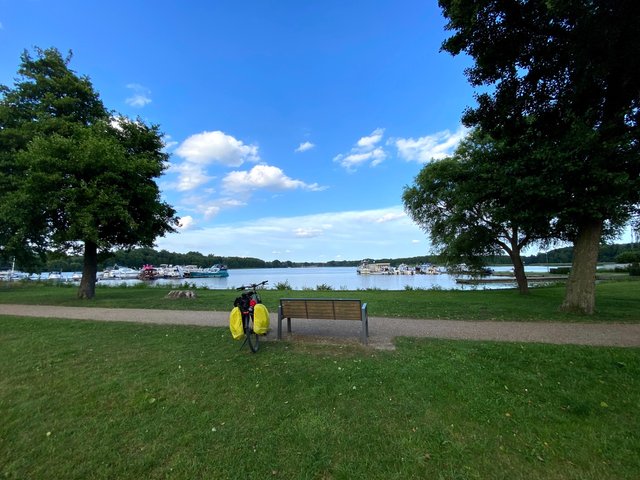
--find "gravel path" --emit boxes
[2,304,639,349]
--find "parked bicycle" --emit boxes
[233,280,268,353]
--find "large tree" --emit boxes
[0,48,179,298]
[0,48,108,268]
[439,0,640,314]
[403,128,553,294]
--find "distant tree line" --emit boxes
[4,244,638,274]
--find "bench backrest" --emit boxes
[279,298,364,321]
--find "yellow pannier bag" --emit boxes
[229,306,244,340]
[253,303,270,335]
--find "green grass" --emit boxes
[2,279,640,322]
[1,316,638,479]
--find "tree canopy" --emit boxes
[0,47,179,298]
[438,0,640,313]
[403,128,557,293]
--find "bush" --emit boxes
[315,283,333,291]
[629,263,640,277]
[550,267,571,275]
[273,280,291,290]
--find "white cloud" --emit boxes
[295,141,315,153]
[175,197,247,222]
[167,131,261,195]
[155,206,430,262]
[175,130,259,166]
[178,216,195,230]
[222,164,325,193]
[334,128,387,171]
[203,206,221,219]
[163,134,178,151]
[357,128,384,149]
[394,126,468,163]
[294,227,324,238]
[170,162,214,191]
[375,211,406,223]
[125,83,152,107]
[335,147,386,171]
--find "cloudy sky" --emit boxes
[1,0,478,262]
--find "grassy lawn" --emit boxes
[1,279,640,322]
[1,316,638,479]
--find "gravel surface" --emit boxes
[2,304,639,350]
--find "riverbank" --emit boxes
[2,280,639,323]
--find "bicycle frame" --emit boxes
[234,280,267,352]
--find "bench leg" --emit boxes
[276,313,292,340]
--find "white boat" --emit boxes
[356,261,394,275]
[395,264,415,275]
[47,271,63,280]
[417,264,442,275]
[156,264,184,278]
[102,265,140,279]
[184,264,229,278]
[0,270,27,280]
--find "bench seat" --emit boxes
[277,298,369,344]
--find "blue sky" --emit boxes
[0,0,480,262]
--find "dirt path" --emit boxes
[2,304,639,349]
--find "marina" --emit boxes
[1,265,564,291]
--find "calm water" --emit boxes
[86,265,554,291]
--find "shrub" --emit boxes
[273,280,292,290]
[629,263,640,277]
[315,283,333,291]
[550,267,571,275]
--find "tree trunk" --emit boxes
[510,250,529,295]
[560,219,603,315]
[78,240,98,299]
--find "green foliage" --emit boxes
[629,263,640,277]
[438,1,640,313]
[315,283,333,291]
[0,48,108,266]
[273,280,292,290]
[403,129,552,293]
[616,251,640,264]
[0,47,179,298]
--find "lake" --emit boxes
[91,265,554,291]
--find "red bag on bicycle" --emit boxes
[229,306,244,340]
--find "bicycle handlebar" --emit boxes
[236,280,268,291]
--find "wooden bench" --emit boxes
[277,298,369,344]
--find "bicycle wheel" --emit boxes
[246,315,259,353]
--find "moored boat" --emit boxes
[156,264,184,278]
[102,265,140,279]
[184,264,229,278]
[356,260,394,275]
[139,264,160,280]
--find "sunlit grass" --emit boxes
[1,316,638,479]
